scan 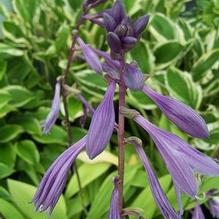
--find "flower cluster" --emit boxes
[33,0,219,218]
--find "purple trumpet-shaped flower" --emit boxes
[208,199,219,218]
[42,80,61,134]
[108,177,120,219]
[123,63,145,91]
[192,205,205,219]
[86,81,116,159]
[132,113,219,198]
[77,37,102,74]
[32,136,86,214]
[127,137,181,219]
[143,86,209,138]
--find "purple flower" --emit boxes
[133,113,219,198]
[123,63,145,91]
[102,0,149,57]
[86,81,116,159]
[192,205,205,219]
[128,137,181,219]
[108,177,120,219]
[32,136,86,214]
[42,80,61,134]
[143,86,209,138]
[208,199,219,218]
[77,37,102,73]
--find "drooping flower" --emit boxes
[32,136,86,214]
[108,177,120,219]
[192,204,205,219]
[86,80,116,159]
[77,37,102,73]
[120,107,219,199]
[134,113,219,197]
[143,86,209,138]
[42,79,61,134]
[208,199,219,218]
[127,137,181,219]
[102,0,149,58]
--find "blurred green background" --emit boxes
[0,0,219,218]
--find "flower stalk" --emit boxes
[117,57,126,216]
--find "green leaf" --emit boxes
[0,163,14,179]
[0,125,23,143]
[11,114,41,135]
[0,198,24,219]
[7,179,68,219]
[149,14,176,41]
[131,175,172,219]
[154,41,183,65]
[192,49,219,81]
[127,90,156,110]
[60,96,83,122]
[0,144,16,167]
[55,23,70,52]
[13,0,39,24]
[33,125,67,146]
[2,85,34,107]
[86,172,116,219]
[16,140,40,165]
[0,90,11,108]
[0,59,7,80]
[130,41,155,73]
[0,43,24,56]
[165,67,202,108]
[65,162,111,198]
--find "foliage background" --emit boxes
[0,0,219,218]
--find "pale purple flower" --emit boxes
[108,177,120,219]
[123,64,145,91]
[133,114,219,198]
[42,80,61,134]
[129,138,181,219]
[143,86,209,138]
[208,199,219,218]
[77,37,102,73]
[192,205,205,219]
[86,81,115,159]
[32,136,86,214]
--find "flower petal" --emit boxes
[108,177,120,219]
[123,64,145,91]
[33,136,86,214]
[42,80,61,134]
[134,115,198,197]
[134,141,181,219]
[143,86,209,138]
[86,81,116,159]
[192,205,205,219]
[77,37,102,73]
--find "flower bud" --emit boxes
[86,81,116,159]
[42,80,61,134]
[143,86,209,138]
[103,13,117,32]
[134,15,150,36]
[123,64,145,91]
[77,37,102,74]
[107,32,122,54]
